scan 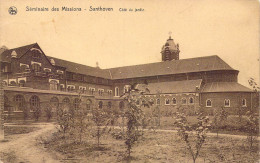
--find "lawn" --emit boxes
[41,129,259,163]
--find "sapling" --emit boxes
[174,112,211,163]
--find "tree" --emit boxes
[174,112,211,163]
[121,83,151,158]
[44,104,52,122]
[245,111,258,150]
[91,107,111,147]
[56,103,73,140]
[213,107,228,138]
[32,106,41,121]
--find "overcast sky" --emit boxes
[0,0,259,87]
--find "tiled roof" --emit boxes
[147,79,202,94]
[0,43,36,62]
[46,56,111,78]
[106,55,236,79]
[201,82,252,93]
[1,43,237,80]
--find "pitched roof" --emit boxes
[201,82,252,93]
[46,56,111,78]
[0,43,36,62]
[147,79,202,94]
[1,43,237,80]
[106,55,236,79]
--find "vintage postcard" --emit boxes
[0,0,259,162]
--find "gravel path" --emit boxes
[0,123,59,163]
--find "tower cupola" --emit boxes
[161,35,180,61]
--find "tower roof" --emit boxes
[161,36,178,52]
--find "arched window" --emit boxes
[115,87,119,97]
[14,95,25,111]
[30,95,40,109]
[224,99,230,107]
[181,98,187,105]
[50,80,58,90]
[62,97,70,104]
[32,64,41,72]
[107,101,112,109]
[156,99,160,105]
[98,101,103,109]
[74,98,81,109]
[119,101,124,112]
[86,99,92,110]
[206,99,212,107]
[10,81,16,86]
[165,98,170,105]
[242,99,247,107]
[172,98,177,105]
[189,97,194,104]
[50,97,59,109]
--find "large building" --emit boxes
[0,37,256,119]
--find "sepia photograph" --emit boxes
[0,0,259,162]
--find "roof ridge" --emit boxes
[105,55,219,70]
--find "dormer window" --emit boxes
[31,48,42,59]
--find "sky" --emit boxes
[0,0,259,87]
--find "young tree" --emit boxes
[174,112,211,163]
[213,107,228,138]
[32,106,41,121]
[121,83,151,158]
[44,104,52,122]
[56,103,73,140]
[245,111,258,150]
[91,106,111,147]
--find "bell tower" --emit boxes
[161,33,180,61]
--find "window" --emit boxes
[14,95,25,111]
[156,99,160,105]
[31,63,41,72]
[124,85,131,93]
[19,80,25,87]
[119,101,124,111]
[74,98,81,109]
[108,90,112,96]
[86,99,92,110]
[67,85,75,92]
[30,95,40,110]
[189,97,194,104]
[10,81,16,86]
[4,96,9,111]
[50,80,58,90]
[181,98,187,105]
[98,101,103,109]
[172,98,177,105]
[62,97,70,108]
[50,97,59,109]
[115,87,119,97]
[98,89,104,96]
[44,68,51,72]
[242,99,247,107]
[165,98,170,105]
[89,87,95,95]
[224,99,230,107]
[206,99,212,107]
[60,84,65,91]
[107,101,112,109]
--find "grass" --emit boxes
[4,126,39,136]
[40,129,259,163]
